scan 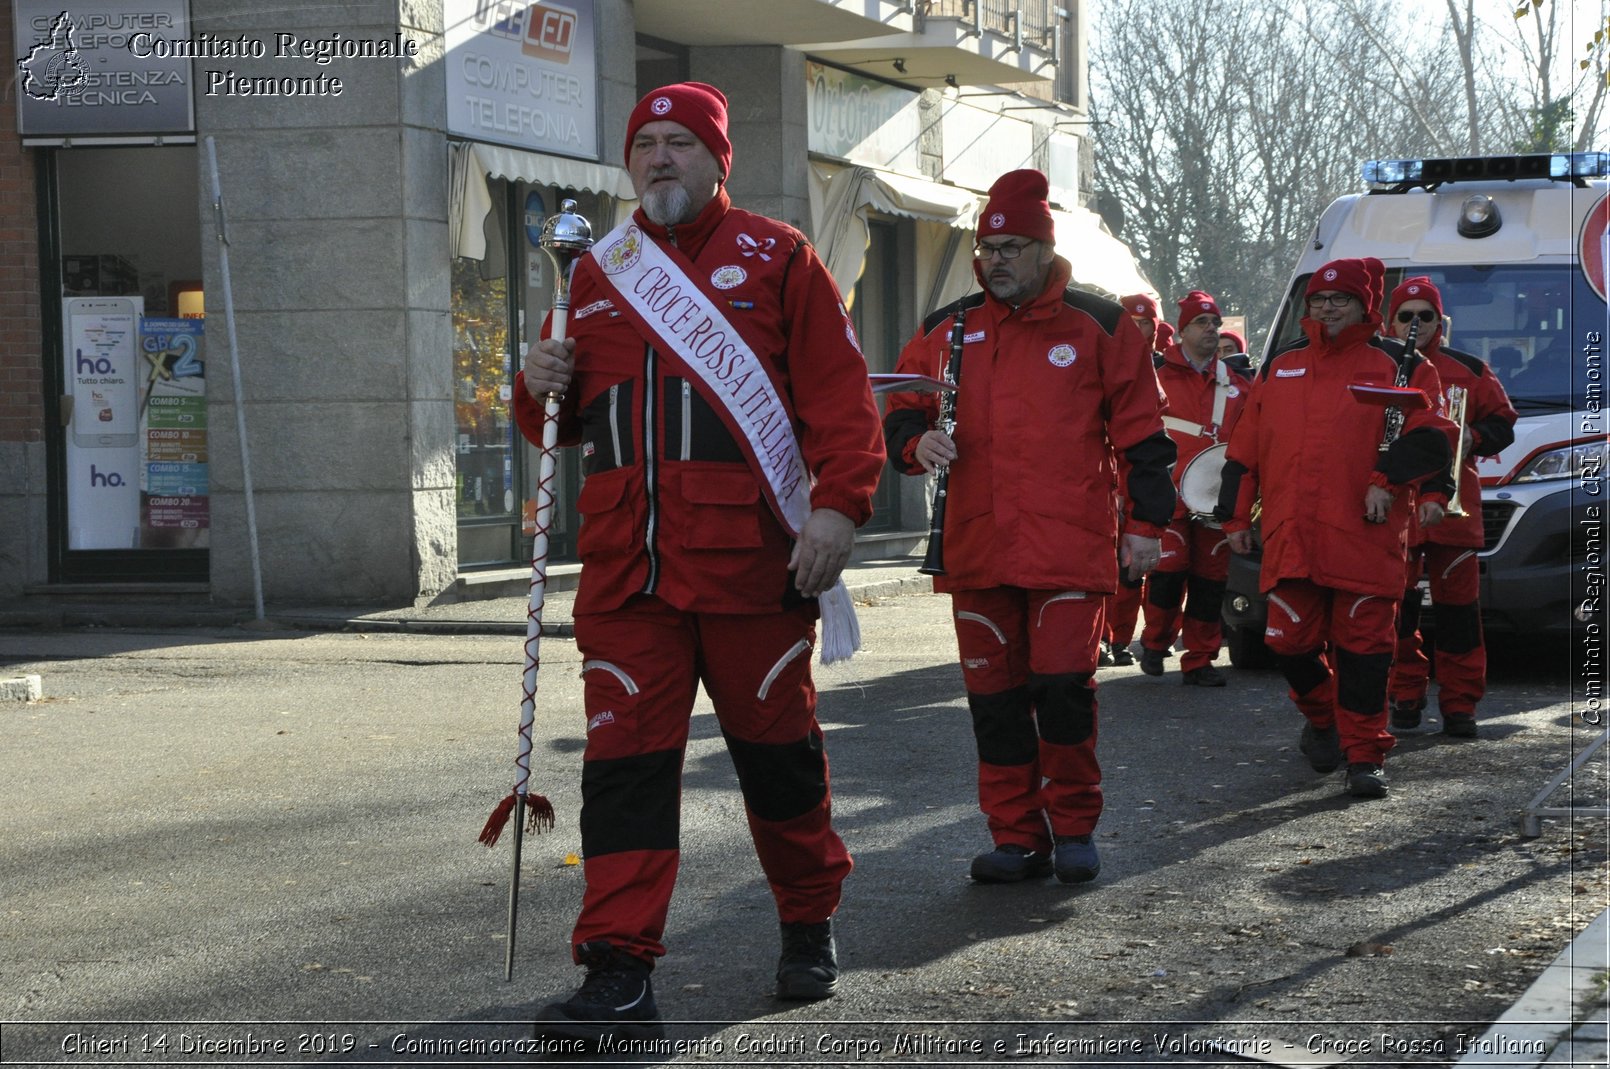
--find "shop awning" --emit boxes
[808,163,981,296]
[1051,208,1157,302]
[450,141,635,260]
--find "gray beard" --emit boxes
[642,183,692,227]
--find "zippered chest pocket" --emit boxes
[662,376,747,464]
[580,380,635,475]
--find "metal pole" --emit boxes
[204,136,265,622]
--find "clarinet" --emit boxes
[1380,316,1419,453]
[918,306,968,576]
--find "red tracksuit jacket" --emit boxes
[1223,318,1456,598]
[1409,344,1518,549]
[512,190,885,616]
[1155,344,1249,520]
[883,257,1175,594]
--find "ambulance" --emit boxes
[1221,152,1608,667]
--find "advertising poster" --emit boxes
[138,318,208,548]
[64,296,141,549]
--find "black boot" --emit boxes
[776,920,838,1000]
[533,941,664,1050]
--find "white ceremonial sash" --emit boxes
[586,218,860,662]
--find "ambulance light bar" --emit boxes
[1362,152,1610,188]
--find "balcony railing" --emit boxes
[920,0,1056,48]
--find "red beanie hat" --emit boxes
[1155,322,1176,349]
[977,169,1056,246]
[1306,257,1385,312]
[1176,289,1221,331]
[625,82,732,177]
[1219,329,1246,353]
[1122,293,1160,320]
[1389,276,1443,318]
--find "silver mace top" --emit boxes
[539,197,594,269]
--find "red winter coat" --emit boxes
[882,256,1175,595]
[1224,317,1456,598]
[512,189,885,616]
[1155,344,1249,521]
[1409,344,1517,549]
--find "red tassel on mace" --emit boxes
[478,792,556,847]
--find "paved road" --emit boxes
[1,592,1603,1067]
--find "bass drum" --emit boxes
[1178,442,1229,527]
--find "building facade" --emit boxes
[0,0,1150,608]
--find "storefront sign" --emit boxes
[806,62,922,174]
[13,0,194,140]
[445,0,599,159]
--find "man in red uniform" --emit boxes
[1100,293,1166,668]
[1217,328,1255,380]
[1138,291,1247,686]
[515,82,885,1046]
[1383,277,1516,738]
[884,170,1175,884]
[1221,257,1454,799]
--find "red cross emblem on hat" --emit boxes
[989,212,1005,228]
[1323,268,1338,281]
[651,96,672,115]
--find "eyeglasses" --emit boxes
[974,240,1036,262]
[1395,309,1438,324]
[1306,293,1358,309]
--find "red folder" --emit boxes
[1347,383,1430,409]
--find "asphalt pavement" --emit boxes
[1,556,1605,1068]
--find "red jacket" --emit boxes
[883,256,1175,594]
[1155,344,1249,520]
[1224,318,1456,597]
[512,190,885,615]
[1409,344,1517,548]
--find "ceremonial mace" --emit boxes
[478,198,593,981]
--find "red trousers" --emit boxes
[1389,543,1486,718]
[950,587,1105,850]
[1264,579,1398,765]
[1106,579,1144,647]
[1142,518,1230,671]
[570,595,850,963]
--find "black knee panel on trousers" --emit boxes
[1146,570,1186,611]
[968,686,1036,766]
[1335,647,1392,715]
[1029,672,1096,746]
[1434,599,1483,654]
[580,748,683,856]
[723,730,828,823]
[1184,575,1227,624]
[1278,648,1330,698]
[1397,589,1422,638]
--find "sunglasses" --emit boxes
[1395,310,1438,325]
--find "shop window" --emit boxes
[45,146,206,582]
[851,216,912,533]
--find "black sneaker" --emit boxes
[1110,646,1136,667]
[1299,723,1343,773]
[776,920,838,1000]
[969,843,1053,883]
[533,941,663,1049]
[1138,648,1166,676]
[1390,698,1425,730]
[1051,834,1101,884]
[1098,641,1115,668]
[1442,713,1479,738]
[1345,762,1388,799]
[1181,665,1227,687]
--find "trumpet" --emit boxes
[918,306,967,576]
[1444,384,1469,517]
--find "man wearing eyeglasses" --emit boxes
[1219,257,1456,800]
[1137,290,1248,687]
[883,169,1175,884]
[1383,277,1517,739]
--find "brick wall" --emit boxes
[0,13,44,446]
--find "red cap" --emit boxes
[1306,257,1385,312]
[1156,322,1176,350]
[1219,329,1246,353]
[625,82,732,177]
[977,169,1056,246]
[1176,289,1221,331]
[1122,293,1160,320]
[1388,276,1443,347]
